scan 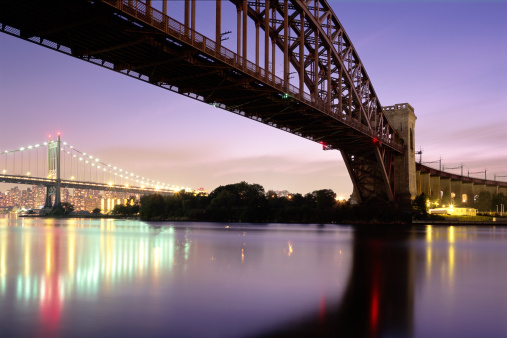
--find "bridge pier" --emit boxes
[429,176,441,202]
[474,184,486,196]
[418,172,431,196]
[383,103,417,209]
[461,182,474,206]
[441,178,452,205]
[451,180,462,205]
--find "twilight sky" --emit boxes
[1,1,506,197]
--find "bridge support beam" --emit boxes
[383,103,417,210]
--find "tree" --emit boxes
[140,194,166,220]
[92,207,101,214]
[491,193,507,214]
[474,191,492,212]
[312,189,337,223]
[412,193,429,219]
[207,182,268,222]
[60,202,74,215]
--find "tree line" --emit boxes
[139,181,407,223]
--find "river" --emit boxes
[0,215,506,337]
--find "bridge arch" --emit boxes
[0,0,414,206]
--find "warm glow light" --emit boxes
[287,241,294,257]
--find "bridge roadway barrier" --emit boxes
[0,174,174,196]
[416,163,507,204]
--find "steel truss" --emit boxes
[0,0,404,204]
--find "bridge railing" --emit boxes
[102,0,402,152]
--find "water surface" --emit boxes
[1,215,506,337]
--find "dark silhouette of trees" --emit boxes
[50,202,74,216]
[474,191,492,212]
[412,193,429,219]
[138,181,411,223]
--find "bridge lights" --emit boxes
[372,137,381,146]
[26,172,30,176]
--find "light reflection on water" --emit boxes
[0,215,353,337]
[1,215,507,337]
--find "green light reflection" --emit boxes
[2,221,177,305]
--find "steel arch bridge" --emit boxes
[0,0,407,205]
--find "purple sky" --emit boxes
[1,1,506,196]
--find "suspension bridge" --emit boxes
[0,1,505,210]
[0,134,186,211]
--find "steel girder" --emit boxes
[0,0,404,204]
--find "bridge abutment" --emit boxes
[383,103,417,209]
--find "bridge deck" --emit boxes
[0,174,173,195]
[417,163,507,187]
[0,0,402,157]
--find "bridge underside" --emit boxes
[0,0,403,205]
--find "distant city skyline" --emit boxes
[1,1,506,197]
[0,185,136,212]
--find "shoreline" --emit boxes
[15,214,507,226]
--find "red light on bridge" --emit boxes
[372,137,381,146]
[320,141,327,150]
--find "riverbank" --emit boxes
[413,215,507,225]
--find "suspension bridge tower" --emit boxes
[42,134,61,213]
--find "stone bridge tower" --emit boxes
[383,103,418,209]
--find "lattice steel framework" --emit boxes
[0,0,405,204]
